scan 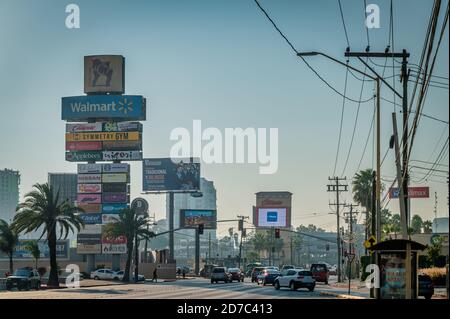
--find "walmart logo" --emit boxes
[118,98,133,114]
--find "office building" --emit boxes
[0,169,20,224]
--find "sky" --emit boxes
[0,0,448,237]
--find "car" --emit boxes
[418,273,434,299]
[257,269,280,286]
[113,270,145,281]
[328,265,337,276]
[281,265,295,271]
[90,268,115,280]
[228,268,245,282]
[274,269,315,291]
[210,267,232,283]
[310,263,329,284]
[6,268,41,291]
[251,267,266,283]
[265,266,279,271]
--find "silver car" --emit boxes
[210,267,232,284]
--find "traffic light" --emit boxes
[274,228,280,239]
[242,229,247,237]
[198,223,204,235]
[238,219,243,231]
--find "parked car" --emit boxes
[228,268,245,282]
[418,273,434,299]
[274,269,315,291]
[113,270,145,281]
[251,267,266,283]
[6,268,41,291]
[310,263,329,284]
[281,265,295,271]
[328,265,337,276]
[90,268,115,280]
[265,266,279,271]
[210,267,232,283]
[257,269,280,286]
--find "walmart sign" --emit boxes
[62,95,146,121]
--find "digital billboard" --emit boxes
[142,158,200,192]
[180,209,217,229]
[255,208,288,227]
[61,95,146,122]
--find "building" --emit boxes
[48,173,78,205]
[166,177,217,265]
[0,169,20,224]
[432,217,449,233]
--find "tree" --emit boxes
[102,208,155,283]
[423,220,433,234]
[426,235,443,267]
[25,240,41,269]
[410,215,423,234]
[13,183,84,287]
[352,169,375,227]
[0,219,19,274]
[245,251,260,263]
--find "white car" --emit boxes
[90,268,115,280]
[113,270,145,281]
[274,269,315,291]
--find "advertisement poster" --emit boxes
[380,253,407,299]
[180,209,217,229]
[0,240,69,260]
[77,184,102,193]
[101,233,127,254]
[142,158,200,191]
[255,208,288,227]
[77,194,102,204]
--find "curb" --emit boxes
[320,291,366,299]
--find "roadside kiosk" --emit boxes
[370,239,426,299]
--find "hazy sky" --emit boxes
[0,0,448,237]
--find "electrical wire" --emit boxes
[333,66,349,176]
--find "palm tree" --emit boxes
[25,240,41,269]
[352,169,375,226]
[12,183,84,287]
[423,220,433,233]
[0,219,19,274]
[102,208,154,283]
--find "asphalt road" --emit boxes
[0,277,347,299]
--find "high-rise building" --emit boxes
[166,177,217,264]
[48,173,77,205]
[0,169,20,224]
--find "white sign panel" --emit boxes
[77,174,102,184]
[102,214,120,224]
[102,243,127,254]
[78,224,102,235]
[102,151,142,161]
[257,208,287,227]
[102,163,130,173]
[66,123,102,133]
[78,163,102,174]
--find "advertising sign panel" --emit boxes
[77,184,102,194]
[0,240,69,260]
[66,151,102,162]
[66,123,103,133]
[77,243,102,254]
[102,203,128,214]
[78,224,102,235]
[77,233,102,245]
[101,234,127,254]
[77,174,102,184]
[103,151,142,161]
[388,187,430,199]
[102,173,129,183]
[62,95,146,121]
[66,141,103,151]
[103,121,143,132]
[180,209,217,229]
[102,163,130,173]
[66,131,140,142]
[78,163,102,174]
[102,193,128,203]
[102,183,128,193]
[84,55,125,94]
[79,213,102,225]
[142,158,200,191]
[77,194,102,204]
[103,140,142,151]
[102,214,121,224]
[380,253,406,299]
[255,208,288,228]
[76,203,102,213]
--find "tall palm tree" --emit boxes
[12,183,84,287]
[0,219,19,274]
[352,169,375,223]
[25,240,41,269]
[102,208,154,283]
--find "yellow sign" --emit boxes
[66,131,140,142]
[364,235,377,249]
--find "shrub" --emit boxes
[95,264,105,270]
[419,267,446,286]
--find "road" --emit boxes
[0,277,359,299]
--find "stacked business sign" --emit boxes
[61,55,146,255]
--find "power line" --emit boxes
[333,66,349,176]
[410,159,449,167]
[337,0,350,47]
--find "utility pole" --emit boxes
[237,215,249,269]
[195,226,200,275]
[327,176,348,282]
[208,232,211,266]
[168,192,175,263]
[344,203,358,294]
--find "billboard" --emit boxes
[78,224,102,235]
[76,203,102,213]
[102,214,121,224]
[66,141,103,151]
[77,194,102,204]
[77,184,102,193]
[255,208,288,228]
[102,193,129,203]
[142,158,200,191]
[102,163,130,173]
[102,203,128,214]
[62,95,146,121]
[180,209,217,229]
[103,140,142,151]
[66,123,103,133]
[66,131,140,142]
[0,240,69,260]
[66,151,141,162]
[67,151,102,162]
[77,243,102,254]
[101,234,127,254]
[77,233,102,245]
[78,163,102,174]
[103,121,142,132]
[84,55,125,94]
[103,183,128,193]
[102,151,142,161]
[102,173,129,183]
[77,174,102,184]
[79,213,102,225]
[388,187,430,199]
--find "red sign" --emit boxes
[388,187,429,199]
[66,141,102,151]
[261,199,283,206]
